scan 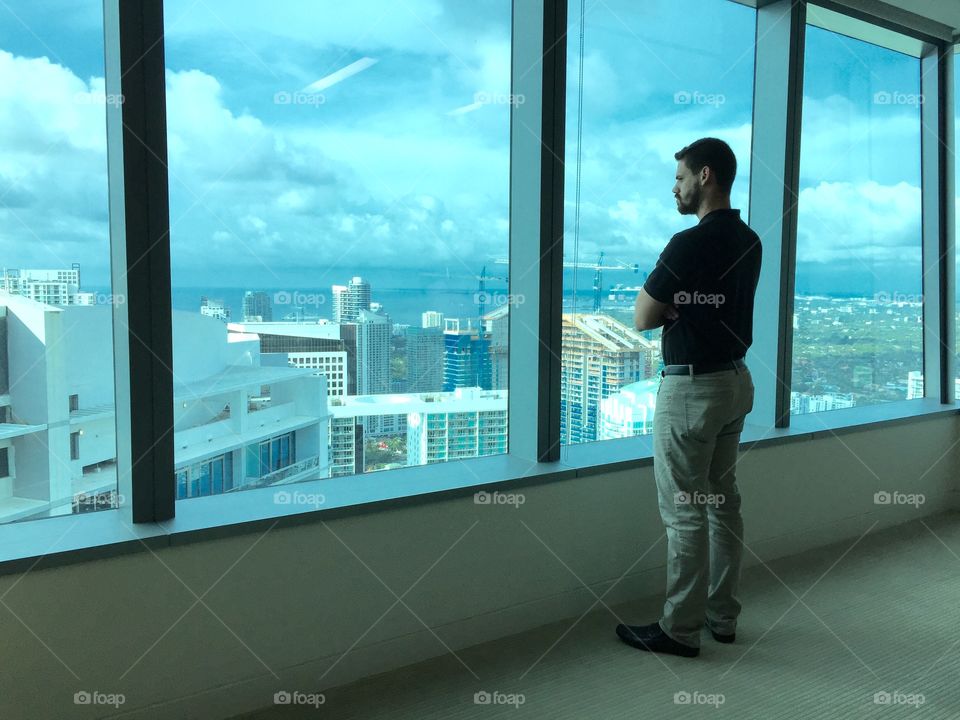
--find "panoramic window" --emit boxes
[0,1,120,523]
[163,0,512,504]
[792,10,923,416]
[559,0,755,446]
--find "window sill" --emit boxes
[0,397,956,576]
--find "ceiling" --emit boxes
[888,1,960,31]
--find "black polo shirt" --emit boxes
[643,208,761,366]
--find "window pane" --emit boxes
[211,458,223,495]
[792,16,922,415]
[165,0,512,504]
[560,0,756,446]
[0,1,121,523]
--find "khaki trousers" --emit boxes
[653,365,754,648]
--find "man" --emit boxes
[615,137,762,658]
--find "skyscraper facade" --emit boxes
[443,319,491,391]
[242,290,273,322]
[332,276,372,323]
[560,313,657,444]
[404,326,444,393]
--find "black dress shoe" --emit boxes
[616,622,699,658]
[710,629,735,643]
[705,624,735,643]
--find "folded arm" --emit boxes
[634,287,679,331]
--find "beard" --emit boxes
[676,184,701,215]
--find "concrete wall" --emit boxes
[0,413,957,719]
[173,312,258,383]
[63,306,115,409]
[74,416,117,470]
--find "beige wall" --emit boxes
[1,414,957,719]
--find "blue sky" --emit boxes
[0,0,931,297]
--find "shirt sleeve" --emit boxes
[643,235,689,304]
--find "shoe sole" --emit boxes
[709,629,735,643]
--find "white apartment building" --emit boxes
[789,392,856,414]
[172,314,330,499]
[200,296,230,321]
[326,387,508,475]
[0,267,90,307]
[0,294,330,522]
[905,370,960,400]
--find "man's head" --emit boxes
[672,137,737,215]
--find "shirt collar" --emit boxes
[698,208,741,225]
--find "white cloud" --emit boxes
[797,180,921,264]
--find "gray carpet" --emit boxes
[237,512,960,719]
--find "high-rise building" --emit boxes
[0,265,88,306]
[352,309,391,435]
[789,392,855,414]
[560,313,657,444]
[406,388,507,465]
[228,321,350,397]
[404,326,444,393]
[327,387,507,475]
[353,310,391,396]
[422,310,444,329]
[443,318,491,391]
[904,370,960,400]
[242,291,273,322]
[485,304,509,391]
[332,276,372,323]
[200,296,230,321]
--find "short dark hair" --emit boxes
[674,137,737,193]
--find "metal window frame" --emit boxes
[508,0,566,463]
[921,43,956,403]
[748,0,807,429]
[752,0,957,427]
[97,0,956,526]
[104,0,175,523]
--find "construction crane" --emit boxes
[592,252,604,312]
[492,256,638,314]
[475,265,507,330]
[492,257,639,272]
